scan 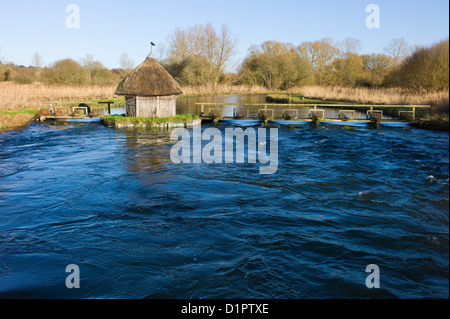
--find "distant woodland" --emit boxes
[1,23,448,94]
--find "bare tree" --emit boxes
[384,38,410,67]
[31,52,44,68]
[298,38,339,68]
[119,53,134,70]
[82,54,95,70]
[82,54,103,84]
[168,28,191,63]
[297,38,340,84]
[166,23,236,86]
[215,25,236,75]
[155,43,167,63]
[188,24,206,56]
[258,41,296,56]
[362,53,394,85]
[0,48,5,64]
[197,23,237,85]
[338,37,362,58]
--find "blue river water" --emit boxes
[0,114,448,298]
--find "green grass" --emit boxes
[102,114,199,125]
[0,108,39,116]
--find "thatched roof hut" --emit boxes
[115,56,183,118]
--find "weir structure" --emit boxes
[37,100,116,120]
[196,103,431,127]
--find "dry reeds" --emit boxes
[0,113,35,129]
[1,82,448,114]
[180,84,269,96]
[0,82,117,110]
[294,85,449,109]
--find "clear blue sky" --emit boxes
[0,0,448,71]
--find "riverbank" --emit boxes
[265,87,449,131]
[0,109,39,130]
[101,114,201,129]
[0,82,117,130]
[411,114,450,131]
[297,86,449,107]
[1,82,448,131]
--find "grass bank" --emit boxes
[268,86,449,131]
[102,114,199,125]
[1,82,448,131]
[0,82,117,110]
[411,113,450,131]
[0,109,39,130]
[0,82,117,129]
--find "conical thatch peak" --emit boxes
[115,57,183,97]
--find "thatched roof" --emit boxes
[115,57,183,97]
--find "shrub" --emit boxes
[42,59,90,85]
[241,52,313,90]
[389,39,449,93]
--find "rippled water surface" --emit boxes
[0,107,448,298]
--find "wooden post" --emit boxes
[99,101,114,116]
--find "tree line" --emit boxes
[0,52,134,85]
[1,23,448,93]
[160,24,448,93]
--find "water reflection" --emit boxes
[177,94,267,117]
[124,129,174,174]
[104,94,376,120]
[107,94,393,120]
[177,94,370,119]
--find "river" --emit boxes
[0,95,448,298]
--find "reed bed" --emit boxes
[1,82,447,130]
[295,86,449,110]
[4,82,446,110]
[0,112,35,129]
[0,83,270,110]
[180,84,269,96]
[0,82,117,110]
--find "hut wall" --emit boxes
[125,96,137,117]
[136,95,177,118]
